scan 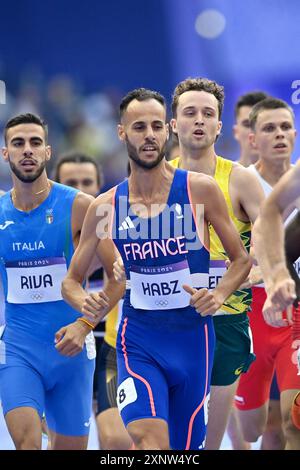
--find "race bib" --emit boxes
[117,377,137,412]
[6,257,67,304]
[130,259,193,310]
[209,260,226,290]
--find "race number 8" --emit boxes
[117,377,137,412]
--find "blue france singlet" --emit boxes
[112,169,215,450]
[112,168,210,320]
[0,182,80,342]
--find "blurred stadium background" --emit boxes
[0,0,300,190]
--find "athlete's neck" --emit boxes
[178,145,217,176]
[237,151,259,168]
[129,160,173,204]
[254,157,291,187]
[11,173,51,212]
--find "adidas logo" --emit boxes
[118,216,135,231]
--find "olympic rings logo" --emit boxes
[155,300,168,307]
[30,292,43,301]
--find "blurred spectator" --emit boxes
[54,151,103,196]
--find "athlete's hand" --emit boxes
[183,285,223,316]
[262,296,286,327]
[81,291,110,322]
[268,278,296,313]
[113,257,126,283]
[55,320,91,356]
[248,265,263,286]
[262,294,293,328]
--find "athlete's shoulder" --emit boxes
[0,191,12,213]
[69,191,95,235]
[227,164,265,215]
[230,160,248,175]
[82,187,118,238]
[231,161,263,191]
[94,185,118,207]
[73,191,94,212]
[188,170,220,200]
[85,186,119,223]
[0,190,10,203]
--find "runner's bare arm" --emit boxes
[62,188,125,325]
[285,212,300,302]
[232,164,265,223]
[253,162,300,305]
[190,173,251,306]
[71,191,95,247]
[230,165,266,287]
[71,191,103,275]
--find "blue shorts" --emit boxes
[116,307,215,450]
[0,326,95,436]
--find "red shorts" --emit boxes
[235,287,300,411]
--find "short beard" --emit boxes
[9,159,46,183]
[125,135,166,170]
